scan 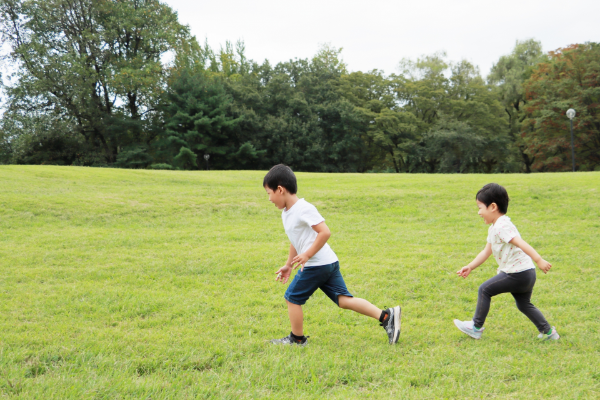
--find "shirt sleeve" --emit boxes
[300,205,325,227]
[496,223,517,244]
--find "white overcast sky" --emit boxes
[163,0,600,77]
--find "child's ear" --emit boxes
[490,202,498,212]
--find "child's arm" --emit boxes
[291,222,331,271]
[509,237,552,274]
[275,244,298,284]
[457,243,492,278]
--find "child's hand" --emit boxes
[275,265,292,284]
[537,259,552,274]
[291,253,309,271]
[457,266,472,278]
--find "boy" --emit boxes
[454,183,559,340]
[263,164,401,346]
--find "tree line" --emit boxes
[0,0,598,173]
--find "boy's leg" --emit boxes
[278,265,332,343]
[286,300,304,336]
[511,291,551,334]
[338,295,381,319]
[473,273,513,328]
[320,262,401,344]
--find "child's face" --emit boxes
[265,185,286,209]
[477,200,498,224]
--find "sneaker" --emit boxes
[453,319,484,339]
[537,326,560,341]
[270,333,308,346]
[381,306,401,344]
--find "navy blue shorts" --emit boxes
[284,261,353,306]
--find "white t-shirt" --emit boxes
[487,215,535,274]
[282,199,338,267]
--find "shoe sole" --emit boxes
[453,319,481,339]
[542,333,560,341]
[270,341,308,347]
[391,306,401,344]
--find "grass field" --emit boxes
[0,166,599,399]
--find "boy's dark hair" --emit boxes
[263,164,297,194]
[476,183,509,214]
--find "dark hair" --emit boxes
[263,164,297,194]
[476,183,509,214]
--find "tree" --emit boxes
[389,52,515,172]
[488,39,544,172]
[155,68,246,170]
[223,45,376,172]
[394,52,449,131]
[522,43,600,171]
[408,120,512,173]
[0,0,198,165]
[339,70,399,171]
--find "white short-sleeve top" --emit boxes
[487,215,535,274]
[282,199,338,267]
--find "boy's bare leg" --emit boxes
[338,295,381,319]
[286,300,304,336]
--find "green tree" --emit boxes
[394,52,448,130]
[0,0,198,165]
[409,120,512,173]
[224,45,375,172]
[488,39,544,172]
[339,70,399,171]
[389,52,514,172]
[156,68,247,170]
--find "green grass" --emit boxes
[0,166,599,399]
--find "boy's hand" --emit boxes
[457,266,472,278]
[275,265,292,284]
[537,259,552,274]
[291,253,309,271]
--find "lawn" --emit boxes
[0,166,599,399]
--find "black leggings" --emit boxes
[473,269,551,334]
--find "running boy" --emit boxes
[454,183,559,340]
[263,164,401,346]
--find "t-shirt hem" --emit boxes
[304,257,339,267]
[497,265,535,274]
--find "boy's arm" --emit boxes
[509,237,552,274]
[286,244,298,267]
[275,244,298,284]
[457,243,492,278]
[291,222,331,271]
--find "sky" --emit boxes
[163,0,600,77]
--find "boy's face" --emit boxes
[477,200,498,224]
[265,185,286,209]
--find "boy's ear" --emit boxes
[490,202,498,212]
[277,185,286,194]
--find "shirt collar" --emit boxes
[284,198,304,213]
[494,215,510,225]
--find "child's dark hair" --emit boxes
[476,183,509,214]
[263,164,297,194]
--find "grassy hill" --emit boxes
[1,166,599,399]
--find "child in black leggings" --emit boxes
[454,183,559,340]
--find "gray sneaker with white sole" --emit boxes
[538,326,560,340]
[381,306,401,344]
[453,319,484,339]
[270,333,308,346]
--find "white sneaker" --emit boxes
[537,326,560,340]
[453,319,484,339]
